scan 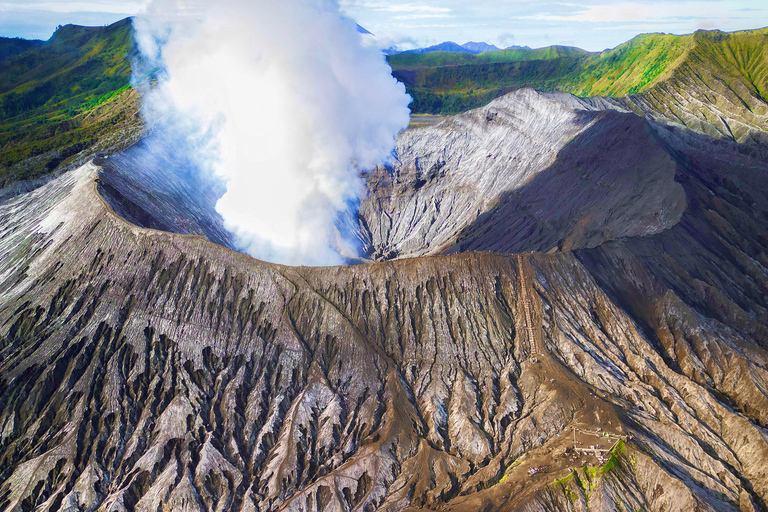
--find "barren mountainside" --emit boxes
[358,89,688,259]
[1,82,768,511]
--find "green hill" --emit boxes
[621,28,768,143]
[0,18,141,184]
[388,45,588,68]
[389,28,768,115]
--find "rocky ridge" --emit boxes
[357,89,688,259]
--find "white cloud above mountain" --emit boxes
[0,0,766,51]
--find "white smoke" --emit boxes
[133,0,411,265]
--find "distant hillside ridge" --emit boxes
[389,26,768,137]
[622,28,768,144]
[398,41,503,55]
[0,17,141,184]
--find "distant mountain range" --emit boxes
[398,41,530,55]
[387,28,768,118]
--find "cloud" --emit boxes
[525,2,737,23]
[0,0,146,38]
[497,31,515,46]
[135,0,411,265]
[0,1,146,14]
[392,13,452,20]
[378,3,451,13]
[339,0,768,51]
[6,0,765,48]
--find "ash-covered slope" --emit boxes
[358,89,688,259]
[1,145,768,512]
[95,135,235,250]
[358,87,768,260]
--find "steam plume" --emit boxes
[134,0,410,265]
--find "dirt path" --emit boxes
[517,253,540,357]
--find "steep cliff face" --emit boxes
[1,140,767,512]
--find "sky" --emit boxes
[1,0,767,51]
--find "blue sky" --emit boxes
[1,0,767,51]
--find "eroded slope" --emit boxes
[358,89,687,259]
[1,160,767,512]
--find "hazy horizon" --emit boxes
[1,0,767,52]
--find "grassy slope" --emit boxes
[677,28,768,102]
[624,28,768,143]
[390,28,768,114]
[0,18,141,183]
[389,45,588,68]
[722,29,768,101]
[569,33,693,96]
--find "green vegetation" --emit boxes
[568,34,691,96]
[388,45,588,68]
[586,439,625,480]
[551,440,629,505]
[498,457,522,483]
[552,472,574,486]
[388,28,768,114]
[0,38,43,61]
[681,28,768,103]
[390,46,591,113]
[0,18,141,183]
